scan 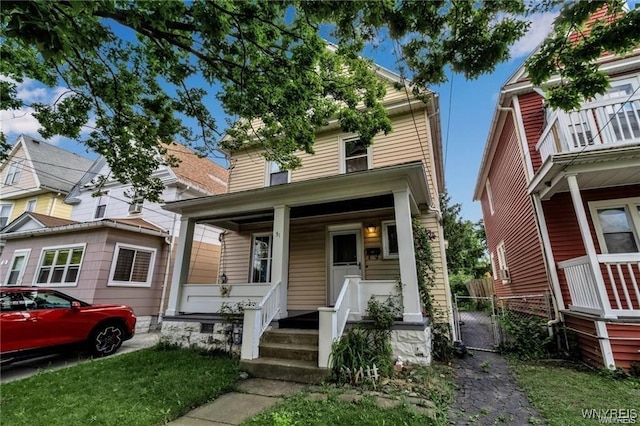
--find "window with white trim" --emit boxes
[35,246,85,286]
[490,252,497,280]
[0,204,12,229]
[266,161,289,186]
[25,199,37,212]
[250,233,272,283]
[486,179,495,215]
[341,136,371,174]
[94,192,109,219]
[496,241,510,282]
[381,221,399,258]
[589,198,640,254]
[4,161,22,185]
[5,249,31,285]
[109,243,156,287]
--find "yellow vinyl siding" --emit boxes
[228,111,437,199]
[288,222,326,310]
[187,241,221,284]
[1,145,38,194]
[9,194,71,221]
[416,214,450,321]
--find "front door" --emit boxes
[329,229,362,305]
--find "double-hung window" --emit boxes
[94,192,109,219]
[4,161,22,185]
[36,245,85,286]
[250,233,272,283]
[590,198,640,254]
[266,161,289,186]
[25,199,37,213]
[496,241,510,283]
[109,243,156,287]
[341,136,371,174]
[5,249,31,285]
[381,221,399,259]
[0,204,12,229]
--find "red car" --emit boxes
[0,287,136,364]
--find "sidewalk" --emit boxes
[167,378,308,425]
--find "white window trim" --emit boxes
[4,249,31,286]
[588,197,640,254]
[25,198,37,213]
[381,220,399,259]
[486,179,495,215]
[108,243,157,287]
[490,251,497,280]
[264,160,291,187]
[94,191,109,219]
[339,135,373,174]
[4,161,22,185]
[249,232,273,283]
[32,243,87,287]
[0,203,14,228]
[496,241,510,283]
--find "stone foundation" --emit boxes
[390,326,432,365]
[135,316,159,334]
[160,320,241,355]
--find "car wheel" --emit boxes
[90,323,124,357]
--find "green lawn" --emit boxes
[0,346,238,426]
[511,360,640,426]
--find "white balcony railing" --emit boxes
[558,253,640,317]
[536,93,640,163]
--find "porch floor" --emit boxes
[278,312,319,330]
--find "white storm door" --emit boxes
[329,230,362,305]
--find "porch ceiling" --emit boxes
[163,161,431,222]
[528,145,640,200]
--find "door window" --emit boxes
[332,233,358,265]
[250,234,272,283]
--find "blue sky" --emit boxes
[3,4,636,221]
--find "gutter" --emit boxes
[0,219,170,240]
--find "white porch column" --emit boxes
[165,218,195,316]
[272,205,290,319]
[393,188,423,323]
[566,174,615,318]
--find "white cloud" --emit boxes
[1,77,88,144]
[510,12,559,58]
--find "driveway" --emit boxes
[0,332,159,384]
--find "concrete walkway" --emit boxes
[167,378,308,425]
[449,350,546,425]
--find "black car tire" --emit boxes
[90,323,124,357]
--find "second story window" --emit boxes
[94,192,109,219]
[266,161,289,186]
[0,204,12,228]
[341,136,371,174]
[128,192,144,214]
[25,199,37,213]
[4,161,22,185]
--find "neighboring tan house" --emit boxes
[0,134,93,231]
[0,143,228,332]
[474,9,640,370]
[160,65,451,380]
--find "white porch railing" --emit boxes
[241,281,281,360]
[536,93,640,163]
[558,253,640,317]
[317,276,399,368]
[178,283,268,313]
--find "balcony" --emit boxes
[558,253,640,318]
[536,92,640,164]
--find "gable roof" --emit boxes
[1,212,78,233]
[3,135,94,194]
[164,143,228,195]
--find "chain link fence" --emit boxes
[495,292,555,354]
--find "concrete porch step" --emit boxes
[261,328,319,346]
[259,342,319,362]
[240,357,330,384]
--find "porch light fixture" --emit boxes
[366,224,377,234]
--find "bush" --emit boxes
[497,311,552,360]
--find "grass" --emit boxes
[0,345,238,426]
[511,360,640,426]
[243,363,456,426]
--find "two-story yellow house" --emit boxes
[0,135,93,230]
[159,66,452,382]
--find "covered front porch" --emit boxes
[162,162,436,368]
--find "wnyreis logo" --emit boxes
[582,409,638,424]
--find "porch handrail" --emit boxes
[557,255,602,312]
[318,277,354,368]
[597,253,640,312]
[240,281,281,360]
[557,255,590,269]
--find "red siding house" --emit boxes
[475,18,640,370]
